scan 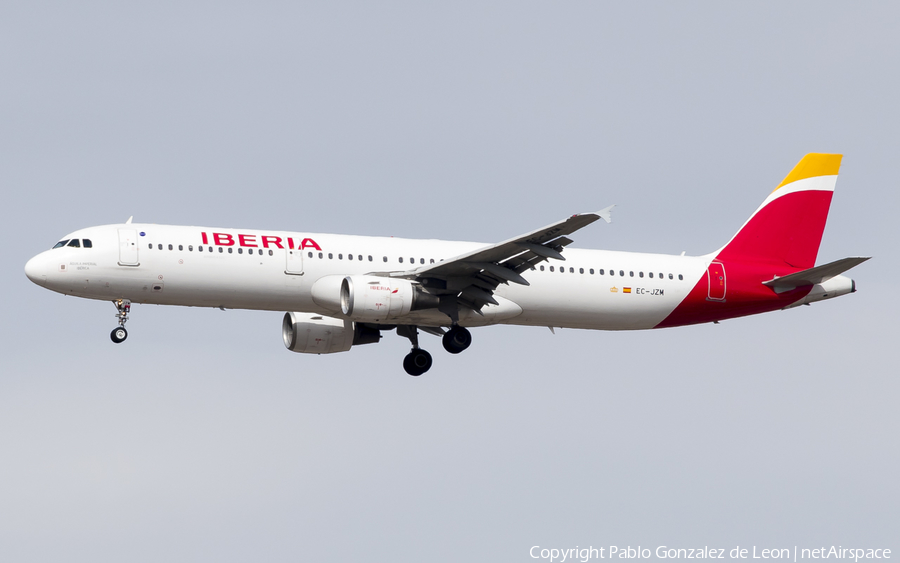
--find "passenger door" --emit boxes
[707,262,726,301]
[117,229,139,266]
[285,247,304,275]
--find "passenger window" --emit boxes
[610,270,615,276]
[348,254,353,260]
[430,259,434,264]
[549,266,555,272]
[198,246,203,252]
[158,244,163,250]
[238,248,243,254]
[319,252,323,259]
[659,273,663,279]
[540,265,545,271]
[268,250,273,256]
[678,274,683,280]
[258,249,263,255]
[218,247,223,253]
[668,274,673,280]
[620,270,625,276]
[168,244,173,250]
[338,253,343,260]
[53,240,69,249]
[308,252,313,258]
[67,239,81,248]
[383,256,387,262]
[639,272,644,278]
[83,239,92,248]
[410,257,414,264]
[649,272,653,278]
[399,257,404,263]
[189,245,193,251]
[208,247,212,252]
[589,269,594,274]
[599,269,605,275]
[629,271,634,277]
[369,255,373,261]
[420,258,425,264]
[228,248,233,254]
[328,253,333,259]
[579,268,584,274]
[178,245,183,251]
[148,243,153,249]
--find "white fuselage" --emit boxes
[25,223,711,331]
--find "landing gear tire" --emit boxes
[442,326,472,354]
[110,327,128,343]
[403,348,433,376]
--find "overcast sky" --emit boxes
[1,2,897,562]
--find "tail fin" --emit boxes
[715,153,842,269]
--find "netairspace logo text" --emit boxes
[529,546,892,563]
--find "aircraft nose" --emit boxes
[24,254,47,286]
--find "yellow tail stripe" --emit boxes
[773,153,843,193]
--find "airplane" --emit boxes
[24,153,869,376]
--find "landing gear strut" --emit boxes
[398,325,433,376]
[110,299,131,344]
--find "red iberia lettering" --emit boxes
[300,238,321,251]
[261,236,283,249]
[201,232,208,244]
[213,233,234,246]
[238,234,258,247]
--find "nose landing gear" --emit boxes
[110,299,131,344]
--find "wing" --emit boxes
[378,206,614,322]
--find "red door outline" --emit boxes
[707,262,726,301]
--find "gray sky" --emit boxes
[1,2,897,562]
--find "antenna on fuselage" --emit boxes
[125,216,133,224]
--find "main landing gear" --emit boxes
[398,324,472,376]
[442,326,472,354]
[110,299,131,344]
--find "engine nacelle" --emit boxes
[282,312,355,354]
[340,275,439,322]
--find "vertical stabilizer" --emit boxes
[715,153,841,269]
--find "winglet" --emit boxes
[596,205,615,224]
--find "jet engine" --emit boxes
[282,312,381,354]
[340,275,439,322]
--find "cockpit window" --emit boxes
[52,240,70,249]
[83,239,92,248]
[67,239,81,248]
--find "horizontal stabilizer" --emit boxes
[763,256,871,293]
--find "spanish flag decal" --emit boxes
[623,287,632,293]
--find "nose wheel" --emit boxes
[110,299,131,344]
[110,326,128,343]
